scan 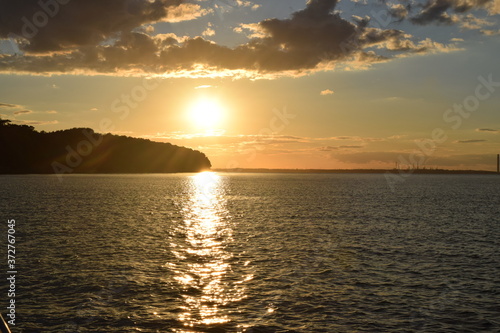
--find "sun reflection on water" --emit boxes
[170,172,246,331]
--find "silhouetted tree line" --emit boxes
[0,119,211,174]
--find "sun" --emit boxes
[188,98,224,130]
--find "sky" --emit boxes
[0,0,499,170]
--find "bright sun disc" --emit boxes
[189,99,224,129]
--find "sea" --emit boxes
[0,173,499,332]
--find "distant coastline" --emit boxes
[214,168,500,175]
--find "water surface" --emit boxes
[0,173,499,332]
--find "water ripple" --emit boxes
[0,173,498,332]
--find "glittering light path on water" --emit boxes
[170,172,248,332]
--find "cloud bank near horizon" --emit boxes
[0,0,497,78]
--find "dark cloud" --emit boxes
[455,139,487,143]
[0,102,20,108]
[476,128,498,132]
[339,145,363,149]
[319,146,339,151]
[245,0,357,71]
[411,0,492,25]
[0,0,189,53]
[412,0,459,25]
[13,109,33,115]
[358,0,497,25]
[13,119,58,126]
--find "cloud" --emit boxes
[455,139,487,143]
[235,0,261,10]
[411,0,495,25]
[202,27,216,37]
[388,134,407,139]
[320,89,334,95]
[476,128,498,132]
[148,133,383,151]
[389,3,409,20]
[195,85,216,89]
[0,0,471,78]
[318,145,364,151]
[11,109,57,115]
[339,145,363,149]
[348,1,499,34]
[234,23,268,38]
[319,146,339,151]
[13,110,33,115]
[0,103,20,108]
[149,133,305,147]
[481,29,500,35]
[90,107,99,111]
[162,3,212,23]
[13,120,58,126]
[491,0,500,13]
[460,14,494,30]
[0,0,203,53]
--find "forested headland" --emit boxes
[0,119,211,174]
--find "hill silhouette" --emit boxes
[0,119,211,174]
